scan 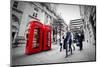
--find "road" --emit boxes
[12,41,96,66]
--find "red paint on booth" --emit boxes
[43,25,52,51]
[25,21,43,55]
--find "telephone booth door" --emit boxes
[43,25,52,51]
[25,21,43,55]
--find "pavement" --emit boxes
[12,41,96,66]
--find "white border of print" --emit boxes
[0,0,100,67]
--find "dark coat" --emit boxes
[76,33,84,47]
[63,32,72,49]
[63,38,67,49]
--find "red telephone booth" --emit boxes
[25,21,43,55]
[43,25,52,51]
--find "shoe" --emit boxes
[65,55,68,58]
[60,50,62,52]
[68,50,70,52]
[80,49,83,51]
[71,53,73,55]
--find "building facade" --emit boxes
[11,0,60,47]
[79,5,96,45]
[69,19,84,33]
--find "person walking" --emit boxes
[67,31,72,55]
[77,31,84,51]
[60,36,64,52]
[63,35,68,57]
[63,30,73,58]
[80,32,84,50]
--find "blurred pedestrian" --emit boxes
[67,31,73,55]
[59,36,64,52]
[71,33,75,51]
[77,32,84,51]
[63,30,73,58]
[80,32,84,50]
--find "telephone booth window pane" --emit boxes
[33,28,40,48]
[26,33,28,39]
[47,32,50,47]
